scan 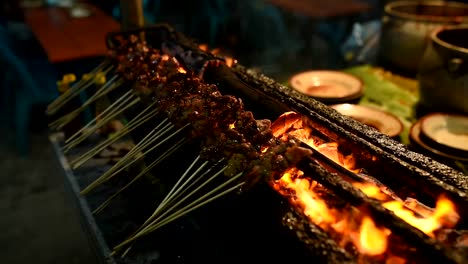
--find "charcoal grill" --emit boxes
[50,24,468,264]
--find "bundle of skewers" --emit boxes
[47,33,312,255]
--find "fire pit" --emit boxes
[49,24,468,264]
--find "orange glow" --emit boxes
[198,44,208,51]
[224,57,237,67]
[273,169,390,256]
[161,54,170,61]
[271,112,460,240]
[177,67,187,74]
[353,182,389,201]
[229,122,235,129]
[359,216,390,256]
[354,183,459,237]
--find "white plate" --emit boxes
[410,119,468,161]
[290,70,363,102]
[420,113,468,153]
[331,104,403,138]
[70,5,92,18]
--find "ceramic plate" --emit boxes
[410,119,468,161]
[420,113,468,154]
[331,104,403,138]
[70,5,93,18]
[290,71,363,103]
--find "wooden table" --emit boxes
[266,0,371,18]
[24,5,120,63]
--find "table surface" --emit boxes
[24,5,120,63]
[266,0,371,18]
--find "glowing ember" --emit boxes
[359,216,390,256]
[270,111,461,259]
[197,44,237,67]
[354,182,459,237]
[224,57,237,67]
[198,44,208,51]
[178,67,187,74]
[273,169,390,256]
[353,182,389,202]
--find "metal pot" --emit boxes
[418,25,468,114]
[379,1,468,73]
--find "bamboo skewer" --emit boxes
[47,63,113,115]
[65,89,135,144]
[80,119,173,194]
[68,106,158,166]
[124,159,225,242]
[135,155,204,232]
[168,159,225,204]
[113,175,244,252]
[144,182,244,233]
[49,76,124,130]
[47,61,110,113]
[138,171,243,236]
[145,165,227,228]
[63,95,140,151]
[92,138,188,215]
[80,123,189,195]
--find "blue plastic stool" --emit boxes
[0,25,58,156]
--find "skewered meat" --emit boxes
[106,35,311,187]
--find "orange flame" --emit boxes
[274,169,390,256]
[270,112,461,258]
[177,67,187,74]
[354,182,459,236]
[359,216,390,255]
[224,57,237,67]
[198,44,208,51]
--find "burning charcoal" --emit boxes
[283,210,356,264]
[404,197,435,218]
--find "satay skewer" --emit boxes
[49,76,124,130]
[81,123,189,195]
[65,89,135,144]
[68,105,158,165]
[92,138,188,215]
[47,61,112,115]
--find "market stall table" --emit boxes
[24,5,120,63]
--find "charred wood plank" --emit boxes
[282,210,356,264]
[232,65,467,193]
[231,65,468,225]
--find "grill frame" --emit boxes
[52,24,468,263]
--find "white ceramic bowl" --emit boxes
[420,113,468,153]
[331,104,403,138]
[289,71,364,103]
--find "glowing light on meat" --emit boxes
[177,67,187,74]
